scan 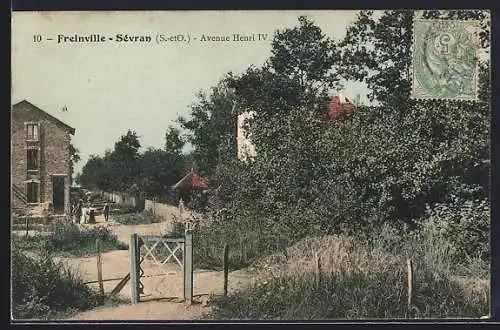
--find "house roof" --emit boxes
[172,168,210,190]
[13,100,76,135]
[326,95,357,118]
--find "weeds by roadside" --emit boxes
[192,213,293,271]
[204,234,489,320]
[207,267,488,320]
[114,210,163,225]
[11,246,126,320]
[109,205,143,216]
[12,220,128,257]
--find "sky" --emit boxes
[11,10,372,176]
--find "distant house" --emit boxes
[324,94,357,119]
[11,100,76,216]
[236,111,257,162]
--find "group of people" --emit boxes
[71,199,110,224]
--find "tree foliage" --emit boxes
[177,77,238,177]
[77,129,191,199]
[197,12,491,242]
[165,126,185,156]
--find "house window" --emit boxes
[26,123,39,140]
[27,148,39,171]
[26,181,39,203]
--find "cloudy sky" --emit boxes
[12,10,372,176]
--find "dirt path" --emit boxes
[64,214,255,320]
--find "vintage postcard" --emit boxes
[11,10,491,322]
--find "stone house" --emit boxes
[11,100,75,216]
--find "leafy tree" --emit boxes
[77,130,141,192]
[78,129,192,202]
[76,154,107,190]
[113,130,141,159]
[138,147,189,201]
[165,126,185,155]
[178,77,237,177]
[175,16,342,218]
[339,10,490,106]
[110,130,141,192]
[269,15,341,104]
[230,16,340,116]
[222,16,343,236]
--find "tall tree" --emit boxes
[178,77,237,177]
[110,130,142,192]
[230,16,340,116]
[338,10,490,208]
[221,16,343,236]
[138,147,189,200]
[269,15,341,104]
[76,154,106,190]
[339,10,490,106]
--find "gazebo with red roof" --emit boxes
[172,168,210,190]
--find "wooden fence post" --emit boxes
[407,259,413,312]
[223,245,229,296]
[96,238,104,297]
[315,252,322,288]
[183,231,193,303]
[130,233,140,304]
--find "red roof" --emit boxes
[172,168,210,190]
[326,95,357,118]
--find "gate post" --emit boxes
[130,233,140,304]
[183,231,193,303]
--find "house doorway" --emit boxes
[52,176,65,214]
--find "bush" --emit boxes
[365,197,491,280]
[11,246,101,320]
[14,220,128,257]
[416,197,490,264]
[205,234,489,320]
[166,221,185,238]
[192,211,294,270]
[363,197,490,280]
[115,210,163,225]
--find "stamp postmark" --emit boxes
[411,19,480,100]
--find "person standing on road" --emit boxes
[103,202,110,222]
[81,204,88,224]
[89,207,96,224]
[75,199,83,224]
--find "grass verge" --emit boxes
[203,234,489,320]
[208,269,488,319]
[114,210,163,225]
[12,220,128,257]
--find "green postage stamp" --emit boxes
[412,19,480,100]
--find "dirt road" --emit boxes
[63,215,254,320]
